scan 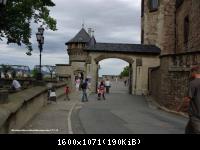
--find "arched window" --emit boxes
[148,0,159,12]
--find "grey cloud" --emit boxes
[0,0,141,74]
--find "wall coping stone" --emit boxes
[168,66,191,72]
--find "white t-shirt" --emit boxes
[12,80,21,89]
[105,81,111,86]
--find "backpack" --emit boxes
[81,82,87,89]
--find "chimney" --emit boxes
[88,28,92,37]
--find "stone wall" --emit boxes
[176,0,200,53]
[56,65,72,77]
[150,52,200,110]
[142,0,176,55]
[144,0,200,111]
[0,83,65,133]
[68,48,88,62]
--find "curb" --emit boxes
[67,92,82,134]
[145,96,188,118]
[67,90,93,134]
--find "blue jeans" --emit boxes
[82,89,88,102]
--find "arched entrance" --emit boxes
[97,58,132,94]
[89,54,135,95]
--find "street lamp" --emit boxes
[36,25,45,80]
[0,0,7,6]
[0,0,7,23]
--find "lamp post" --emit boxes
[0,0,7,6]
[36,25,45,80]
[0,0,7,27]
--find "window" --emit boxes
[184,16,189,45]
[148,0,159,12]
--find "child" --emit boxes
[97,81,106,100]
[64,85,70,101]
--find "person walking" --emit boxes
[81,79,89,102]
[64,84,70,101]
[105,78,111,94]
[124,80,127,86]
[177,66,200,134]
[97,81,106,100]
[75,78,80,91]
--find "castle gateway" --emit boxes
[56,28,160,95]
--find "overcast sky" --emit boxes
[0,0,141,76]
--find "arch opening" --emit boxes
[96,58,133,94]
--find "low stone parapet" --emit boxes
[0,82,66,134]
[0,90,8,104]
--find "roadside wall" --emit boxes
[0,83,65,133]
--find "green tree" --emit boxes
[0,0,57,55]
[120,66,129,77]
[31,68,39,79]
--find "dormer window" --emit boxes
[148,0,159,12]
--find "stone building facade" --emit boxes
[142,0,200,110]
[56,27,160,94]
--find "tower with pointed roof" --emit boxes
[66,28,91,63]
[65,27,95,80]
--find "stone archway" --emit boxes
[63,27,161,95]
[96,57,134,94]
[86,53,135,94]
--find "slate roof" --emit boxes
[84,43,161,54]
[66,28,91,44]
[87,36,96,47]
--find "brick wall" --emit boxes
[176,0,200,53]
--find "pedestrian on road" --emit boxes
[81,79,89,102]
[97,81,106,100]
[105,78,111,94]
[124,80,127,86]
[64,84,70,101]
[177,66,200,134]
[75,78,81,91]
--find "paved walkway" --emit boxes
[72,85,188,134]
[18,81,188,134]
[18,92,81,134]
[110,80,129,94]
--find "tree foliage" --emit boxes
[120,66,129,77]
[0,0,57,55]
[31,68,39,79]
